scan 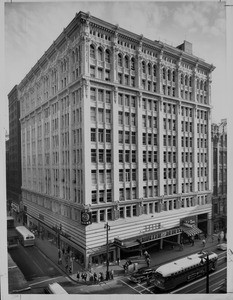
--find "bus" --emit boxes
[152,251,218,291]
[16,226,35,247]
[45,282,68,294]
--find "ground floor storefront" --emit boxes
[23,211,212,270]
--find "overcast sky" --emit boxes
[4,1,227,130]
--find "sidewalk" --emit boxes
[34,232,220,285]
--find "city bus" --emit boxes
[152,251,218,291]
[15,226,35,247]
[45,282,68,294]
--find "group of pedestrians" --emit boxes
[76,270,114,284]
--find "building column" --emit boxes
[158,97,164,196]
[112,87,119,202]
[176,101,182,194]
[137,92,143,198]
[207,110,212,191]
[160,238,163,250]
[82,79,91,205]
[193,106,198,192]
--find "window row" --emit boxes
[142,98,158,111]
[119,150,137,163]
[91,149,112,163]
[119,168,137,182]
[118,111,136,126]
[143,168,158,181]
[143,151,158,163]
[90,107,111,124]
[119,130,136,144]
[91,128,111,143]
[163,184,177,195]
[163,135,176,147]
[181,121,193,132]
[91,189,112,204]
[90,65,111,81]
[91,169,112,185]
[118,73,136,87]
[163,168,177,180]
[118,93,136,107]
[142,115,157,128]
[142,132,158,146]
[181,168,193,178]
[181,152,193,163]
[181,136,193,148]
[90,88,111,103]
[163,118,176,131]
[90,45,111,63]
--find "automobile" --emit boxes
[217,243,227,251]
[129,268,155,283]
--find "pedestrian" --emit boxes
[93,272,97,283]
[81,272,85,281]
[99,272,102,282]
[191,237,194,246]
[202,239,206,248]
[146,257,150,267]
[76,272,80,281]
[83,272,87,282]
[179,242,184,251]
[144,250,148,258]
[110,269,114,280]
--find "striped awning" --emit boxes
[181,225,202,236]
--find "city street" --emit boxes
[9,244,62,281]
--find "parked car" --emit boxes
[217,243,227,251]
[129,268,155,283]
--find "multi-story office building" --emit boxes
[17,11,215,268]
[212,119,227,233]
[7,85,22,216]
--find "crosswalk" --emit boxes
[119,278,155,294]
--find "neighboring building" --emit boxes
[17,11,215,268]
[5,132,10,211]
[7,85,22,218]
[211,119,227,233]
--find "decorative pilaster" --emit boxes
[137,92,143,198]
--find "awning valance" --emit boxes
[181,225,202,237]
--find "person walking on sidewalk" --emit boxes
[202,239,206,248]
[76,272,80,281]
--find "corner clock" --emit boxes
[81,211,92,225]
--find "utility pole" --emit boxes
[104,222,110,280]
[200,252,210,293]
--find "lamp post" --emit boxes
[200,252,210,293]
[104,222,110,280]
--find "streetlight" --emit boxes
[200,252,210,293]
[104,222,110,280]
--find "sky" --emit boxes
[3,1,228,131]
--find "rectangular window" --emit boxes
[90,66,95,77]
[106,129,111,143]
[98,68,103,79]
[98,90,104,102]
[106,91,111,103]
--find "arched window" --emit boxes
[196,79,199,89]
[90,44,95,59]
[142,61,146,73]
[180,74,184,84]
[124,56,129,68]
[97,47,103,61]
[200,81,203,90]
[148,63,151,75]
[172,70,175,82]
[153,65,157,77]
[204,81,207,91]
[131,57,135,70]
[163,68,166,80]
[118,53,123,67]
[105,49,110,63]
[167,69,171,81]
[184,75,188,86]
[189,76,192,87]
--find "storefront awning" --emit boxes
[181,225,202,236]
